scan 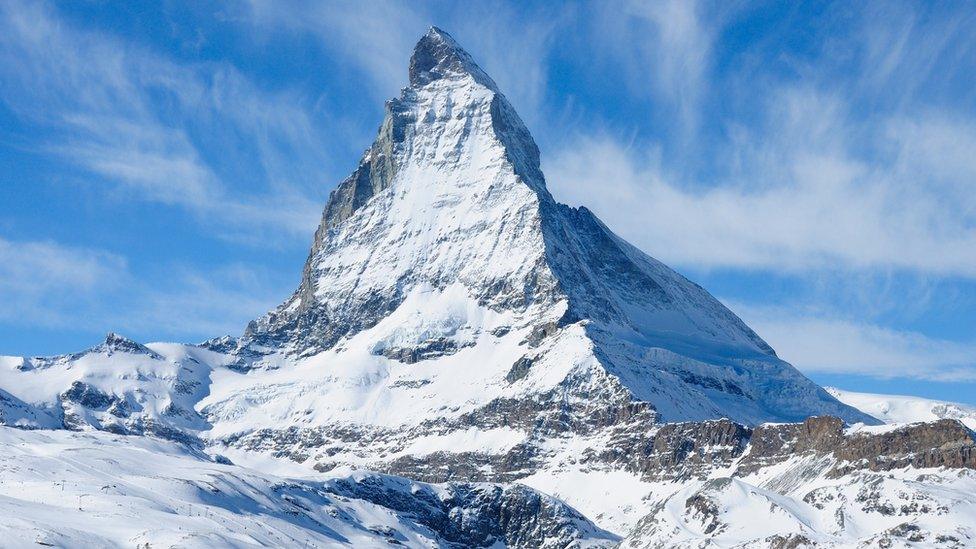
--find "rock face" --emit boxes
[324,474,618,548]
[2,26,976,548]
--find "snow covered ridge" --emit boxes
[827,386,976,430]
[3,26,976,548]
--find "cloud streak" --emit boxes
[545,121,976,276]
[0,0,328,244]
[734,303,976,382]
[240,0,561,129]
[545,2,976,279]
[0,237,283,345]
[0,238,127,328]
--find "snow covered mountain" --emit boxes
[827,387,976,430]
[2,26,975,548]
[223,25,871,432]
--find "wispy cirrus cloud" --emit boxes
[239,0,559,128]
[0,237,128,329]
[545,107,976,277]
[0,0,328,245]
[241,0,423,99]
[546,2,976,279]
[588,0,717,140]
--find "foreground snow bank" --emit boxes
[0,427,616,548]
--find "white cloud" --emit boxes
[732,303,976,382]
[0,238,127,328]
[243,0,423,98]
[585,0,718,140]
[541,2,976,280]
[120,264,284,340]
[0,239,124,293]
[0,237,282,342]
[0,0,327,244]
[544,90,976,277]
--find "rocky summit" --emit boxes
[1,27,975,548]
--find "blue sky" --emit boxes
[2,1,975,404]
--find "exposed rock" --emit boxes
[506,356,535,383]
[99,332,162,358]
[737,416,845,474]
[324,474,619,548]
[831,419,976,475]
[60,381,118,411]
[378,337,470,364]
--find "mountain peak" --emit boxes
[99,332,158,356]
[409,26,497,90]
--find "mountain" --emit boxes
[227,25,871,426]
[827,386,976,430]
[1,26,975,548]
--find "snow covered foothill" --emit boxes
[0,333,240,441]
[0,427,618,548]
[620,463,976,548]
[828,386,976,430]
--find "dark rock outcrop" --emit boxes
[832,419,976,475]
[323,474,618,548]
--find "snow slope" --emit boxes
[827,386,976,430]
[0,333,227,439]
[620,462,976,548]
[0,427,616,548]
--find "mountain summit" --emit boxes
[235,27,871,427]
[409,26,499,89]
